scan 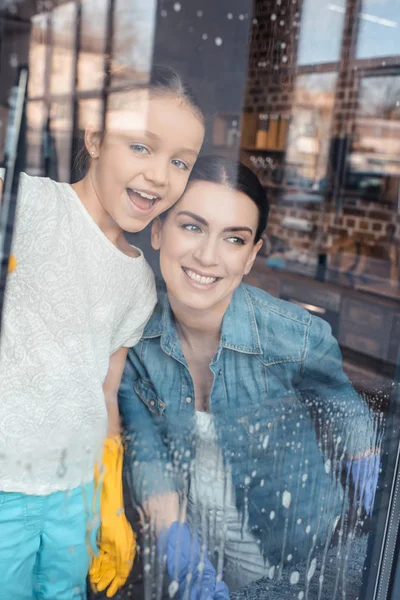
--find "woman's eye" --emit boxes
[182,223,201,233]
[171,159,188,170]
[226,236,246,245]
[130,144,149,155]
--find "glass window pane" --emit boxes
[49,100,73,182]
[356,0,400,59]
[111,0,156,86]
[50,2,77,96]
[350,75,400,179]
[28,13,48,99]
[297,0,346,65]
[285,72,338,192]
[26,101,46,176]
[77,0,108,92]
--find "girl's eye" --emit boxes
[182,223,201,233]
[171,159,189,170]
[226,236,246,245]
[130,144,149,155]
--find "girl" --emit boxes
[0,66,205,599]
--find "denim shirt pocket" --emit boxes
[133,378,166,416]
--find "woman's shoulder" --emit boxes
[242,283,311,326]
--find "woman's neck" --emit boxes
[71,173,121,245]
[169,295,228,353]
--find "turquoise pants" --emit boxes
[0,481,97,600]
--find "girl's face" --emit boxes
[151,181,263,314]
[87,94,205,233]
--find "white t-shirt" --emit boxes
[0,173,156,495]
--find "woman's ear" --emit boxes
[151,218,163,250]
[244,238,263,275]
[84,124,102,159]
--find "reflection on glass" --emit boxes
[297,0,346,65]
[50,2,77,96]
[111,0,157,86]
[49,101,73,182]
[356,0,400,59]
[26,101,46,176]
[351,75,400,180]
[285,73,337,192]
[28,13,48,99]
[78,98,103,133]
[77,0,107,92]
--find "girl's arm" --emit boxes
[104,346,129,437]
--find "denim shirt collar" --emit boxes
[142,283,262,358]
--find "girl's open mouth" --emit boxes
[127,188,160,213]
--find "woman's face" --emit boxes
[151,180,263,313]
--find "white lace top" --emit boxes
[0,174,156,494]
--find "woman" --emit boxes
[118,156,380,597]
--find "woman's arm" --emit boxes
[104,346,129,436]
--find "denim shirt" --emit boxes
[119,283,375,564]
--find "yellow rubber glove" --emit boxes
[89,435,136,598]
[8,255,16,273]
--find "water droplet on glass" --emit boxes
[161,9,167,17]
[297,518,302,525]
[244,476,251,485]
[268,566,276,579]
[279,20,285,26]
[282,490,291,508]
[253,18,258,24]
[9,53,18,68]
[307,558,317,582]
[306,525,311,534]
[239,14,245,20]
[227,13,233,19]
[169,580,179,597]
[215,37,223,46]
[270,510,276,520]
[271,14,277,21]
[302,473,308,482]
[324,459,331,474]
[197,10,203,17]
[287,554,293,561]
[298,593,305,600]
[282,55,288,63]
[290,571,300,585]
[202,33,208,40]
[173,3,182,11]
[262,435,269,450]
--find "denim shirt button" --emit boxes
[185,396,192,404]
[150,400,155,407]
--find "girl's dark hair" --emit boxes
[73,65,203,180]
[187,155,269,242]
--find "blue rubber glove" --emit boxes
[347,453,380,517]
[160,521,230,600]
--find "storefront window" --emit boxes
[25,100,46,176]
[28,13,48,99]
[49,2,77,96]
[111,0,156,86]
[297,0,346,66]
[49,100,73,182]
[356,0,400,60]
[77,0,108,92]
